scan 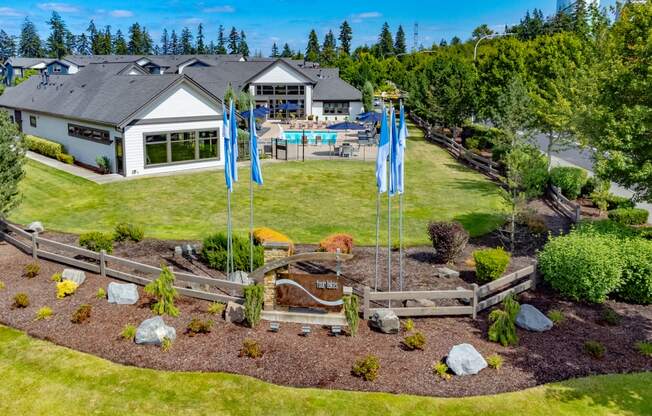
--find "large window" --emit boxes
[29,115,37,127]
[255,84,304,96]
[145,129,220,167]
[68,123,111,143]
[323,102,349,115]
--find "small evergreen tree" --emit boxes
[113,30,128,55]
[196,23,206,54]
[243,284,264,328]
[238,30,249,57]
[271,42,279,57]
[144,264,179,317]
[170,30,180,55]
[281,43,293,58]
[362,81,374,112]
[216,25,227,54]
[394,25,407,55]
[305,29,320,62]
[228,27,239,54]
[0,111,26,219]
[321,30,337,65]
[160,28,170,55]
[339,20,352,55]
[377,22,394,58]
[180,27,193,54]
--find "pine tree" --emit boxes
[87,20,101,55]
[271,42,279,57]
[238,30,249,57]
[180,27,193,54]
[216,25,227,54]
[65,31,76,56]
[207,40,216,54]
[196,23,206,54]
[99,26,112,54]
[321,30,337,65]
[19,18,43,57]
[281,43,293,58]
[170,30,180,55]
[0,31,17,60]
[394,25,407,55]
[142,28,153,54]
[305,29,320,62]
[451,36,461,45]
[128,23,144,54]
[76,33,90,55]
[113,30,127,55]
[338,20,352,55]
[160,28,170,55]
[46,12,68,59]
[573,0,589,37]
[228,27,239,54]
[378,22,394,58]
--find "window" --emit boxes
[68,123,110,143]
[323,102,349,115]
[254,84,304,96]
[144,129,220,167]
[29,115,37,128]
[52,65,61,74]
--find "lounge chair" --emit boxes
[340,143,353,158]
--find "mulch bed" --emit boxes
[1,241,651,398]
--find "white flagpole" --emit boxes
[387,104,392,305]
[399,193,404,291]
[249,109,254,273]
[374,190,380,292]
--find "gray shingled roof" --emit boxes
[6,57,55,68]
[304,67,362,101]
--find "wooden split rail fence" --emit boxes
[547,185,582,223]
[1,221,246,304]
[363,264,537,319]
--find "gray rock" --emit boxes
[228,271,252,285]
[62,269,86,286]
[369,309,400,334]
[174,246,183,256]
[405,298,436,308]
[135,316,176,346]
[446,343,487,376]
[225,301,246,324]
[107,282,139,305]
[516,304,553,332]
[27,221,44,233]
[436,267,460,278]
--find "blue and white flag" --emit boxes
[375,105,390,193]
[396,103,408,194]
[389,106,400,196]
[229,99,239,183]
[223,102,233,192]
[249,103,263,185]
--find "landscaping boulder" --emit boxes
[135,316,176,346]
[516,304,553,332]
[228,271,252,285]
[369,309,400,334]
[107,282,139,305]
[27,221,44,233]
[62,269,86,286]
[404,298,436,308]
[225,301,246,324]
[446,343,487,376]
[436,267,460,279]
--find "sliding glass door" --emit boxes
[144,129,220,167]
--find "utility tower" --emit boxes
[413,22,419,52]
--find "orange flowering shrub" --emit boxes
[252,227,294,254]
[319,233,354,254]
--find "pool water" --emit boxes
[282,130,338,145]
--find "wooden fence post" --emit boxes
[31,232,38,260]
[363,286,371,321]
[574,205,581,223]
[99,250,107,278]
[531,261,539,291]
[471,283,478,320]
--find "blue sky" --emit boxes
[0,1,617,54]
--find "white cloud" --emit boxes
[37,3,80,13]
[203,5,235,13]
[182,17,203,25]
[351,11,382,23]
[110,9,133,18]
[0,7,23,17]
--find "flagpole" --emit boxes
[374,190,380,292]
[387,104,392,305]
[226,189,232,278]
[399,193,404,291]
[249,110,254,273]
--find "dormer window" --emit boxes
[52,64,61,73]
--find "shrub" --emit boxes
[56,153,74,164]
[518,146,549,198]
[239,339,263,358]
[550,166,588,200]
[114,223,145,243]
[635,341,652,357]
[547,309,565,325]
[161,337,173,352]
[24,262,40,278]
[343,294,359,336]
[24,135,63,159]
[488,294,520,347]
[144,264,179,317]
[56,280,78,299]
[427,221,469,263]
[486,354,504,369]
[35,306,53,320]
[319,233,354,254]
[583,340,606,359]
[186,318,213,336]
[473,247,510,283]
[598,307,621,326]
[403,319,415,332]
[575,219,638,239]
[538,233,623,303]
[207,302,226,316]
[402,331,426,350]
[96,156,111,173]
[79,232,114,254]
[432,361,452,381]
[13,293,30,308]
[608,208,649,226]
[201,233,264,272]
[606,195,636,211]
[352,355,380,381]
[71,304,92,324]
[252,227,295,254]
[121,324,137,341]
[243,284,265,328]
[0,281,5,290]
[518,209,548,234]
[615,238,652,304]
[582,176,609,198]
[96,287,106,299]
[51,272,62,282]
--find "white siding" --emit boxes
[304,85,313,116]
[137,84,218,120]
[22,112,117,170]
[251,64,310,84]
[311,101,364,121]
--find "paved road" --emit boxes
[534,134,652,218]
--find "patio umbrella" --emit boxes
[327,121,366,130]
[277,102,299,111]
[357,111,382,123]
[240,107,269,119]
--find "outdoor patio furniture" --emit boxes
[340,143,353,157]
[315,135,322,145]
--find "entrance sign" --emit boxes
[276,274,344,311]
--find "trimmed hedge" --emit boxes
[608,208,649,226]
[24,135,64,159]
[550,166,588,200]
[56,153,74,164]
[473,247,510,283]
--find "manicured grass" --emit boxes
[10,123,507,245]
[0,325,650,415]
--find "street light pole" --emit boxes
[473,32,516,61]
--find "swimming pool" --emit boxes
[282,130,338,145]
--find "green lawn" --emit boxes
[0,325,650,415]
[10,123,507,245]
